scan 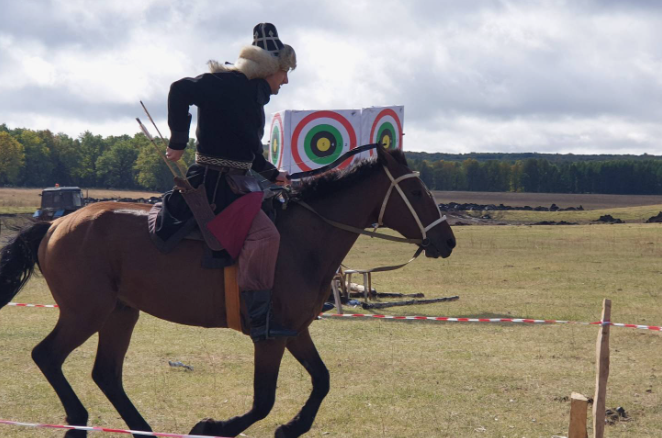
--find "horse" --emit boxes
[0,146,455,438]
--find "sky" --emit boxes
[1,0,661,155]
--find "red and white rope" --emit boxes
[0,419,229,438]
[7,302,662,332]
[320,313,662,331]
[7,302,58,308]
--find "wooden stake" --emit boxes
[593,299,611,438]
[569,392,588,438]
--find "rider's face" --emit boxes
[266,70,289,95]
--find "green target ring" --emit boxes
[271,126,281,164]
[377,122,396,149]
[303,124,344,165]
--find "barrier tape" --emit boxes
[7,302,58,308]
[0,419,229,437]
[7,302,662,332]
[320,313,662,331]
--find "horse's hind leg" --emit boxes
[32,309,110,438]
[92,303,152,436]
[190,340,286,437]
[275,328,330,438]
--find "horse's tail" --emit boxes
[0,222,51,309]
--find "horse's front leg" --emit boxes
[275,328,330,438]
[189,339,286,437]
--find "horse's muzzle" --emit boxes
[424,237,455,259]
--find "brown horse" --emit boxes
[0,147,455,438]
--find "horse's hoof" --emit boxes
[190,418,231,436]
[274,425,294,438]
[189,418,217,435]
[64,429,87,438]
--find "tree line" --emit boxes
[408,157,662,195]
[0,124,194,192]
[2,124,661,195]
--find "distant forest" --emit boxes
[406,151,662,195]
[1,124,662,195]
[0,124,194,192]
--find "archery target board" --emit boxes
[268,112,290,170]
[360,106,404,158]
[268,106,404,174]
[288,109,361,173]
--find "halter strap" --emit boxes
[376,166,447,241]
[293,164,448,273]
[295,200,424,245]
[294,164,447,246]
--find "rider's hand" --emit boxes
[166,147,185,162]
[275,170,289,186]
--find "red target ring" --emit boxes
[291,111,357,172]
[369,108,403,157]
[270,113,285,168]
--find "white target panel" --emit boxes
[268,106,404,175]
[360,106,405,159]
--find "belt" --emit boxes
[195,153,252,170]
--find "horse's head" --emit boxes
[374,146,456,258]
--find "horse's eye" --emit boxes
[411,190,423,199]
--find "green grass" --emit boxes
[1,223,662,437]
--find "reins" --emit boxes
[290,149,448,273]
[288,143,381,180]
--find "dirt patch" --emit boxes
[596,214,624,224]
[646,212,662,223]
[439,202,583,212]
[433,191,662,210]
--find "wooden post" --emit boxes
[569,392,588,438]
[593,299,611,438]
[331,276,343,314]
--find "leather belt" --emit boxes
[195,153,252,170]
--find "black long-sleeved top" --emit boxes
[167,70,277,179]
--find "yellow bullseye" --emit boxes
[317,138,331,152]
[381,135,391,149]
[272,139,278,153]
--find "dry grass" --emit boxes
[0,187,160,212]
[1,222,662,437]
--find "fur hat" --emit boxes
[209,23,296,80]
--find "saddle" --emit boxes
[148,174,288,334]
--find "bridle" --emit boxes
[295,163,448,270]
[375,165,448,247]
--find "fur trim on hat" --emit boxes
[209,45,296,80]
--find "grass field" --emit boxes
[0,187,160,214]
[1,218,662,437]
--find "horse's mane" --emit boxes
[295,149,408,202]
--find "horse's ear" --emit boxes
[376,144,390,165]
[376,145,407,167]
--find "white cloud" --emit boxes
[1,0,661,154]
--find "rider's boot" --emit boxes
[242,289,298,342]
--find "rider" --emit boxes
[155,23,298,342]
